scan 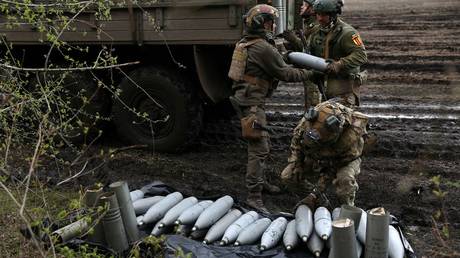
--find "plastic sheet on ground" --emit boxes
[164,234,326,258]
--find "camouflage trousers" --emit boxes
[304,80,321,110]
[283,157,361,206]
[241,106,270,192]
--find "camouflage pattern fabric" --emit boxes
[282,100,368,205]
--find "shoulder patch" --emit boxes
[351,34,363,46]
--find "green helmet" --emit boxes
[245,4,279,32]
[313,0,344,15]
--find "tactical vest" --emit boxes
[228,38,264,82]
[303,102,369,165]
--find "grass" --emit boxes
[0,183,79,258]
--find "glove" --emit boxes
[282,50,293,63]
[302,69,314,81]
[281,30,303,52]
[326,60,344,75]
[281,30,298,43]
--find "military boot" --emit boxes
[247,190,269,213]
[263,182,281,194]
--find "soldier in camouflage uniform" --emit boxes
[280,100,369,207]
[282,0,321,110]
[308,0,367,107]
[282,0,369,179]
[228,4,314,212]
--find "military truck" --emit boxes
[0,0,296,152]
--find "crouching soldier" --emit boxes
[280,100,369,207]
[229,4,315,212]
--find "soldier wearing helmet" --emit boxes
[280,99,369,207]
[282,0,321,111]
[228,4,314,212]
[281,0,368,180]
[309,0,367,107]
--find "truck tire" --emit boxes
[112,66,203,152]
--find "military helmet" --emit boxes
[313,0,344,15]
[302,101,348,147]
[245,4,279,31]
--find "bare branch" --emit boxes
[0,0,92,7]
[56,160,89,186]
[0,61,140,72]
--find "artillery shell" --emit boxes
[234,218,271,246]
[332,207,341,221]
[109,181,140,243]
[314,206,332,240]
[330,218,357,258]
[129,190,144,202]
[339,204,362,232]
[260,217,288,251]
[141,192,183,225]
[357,209,367,244]
[176,200,213,225]
[203,209,242,244]
[307,232,324,257]
[220,211,259,245]
[388,225,404,258]
[295,205,313,242]
[133,196,164,215]
[364,207,390,258]
[283,220,299,251]
[193,195,233,231]
[159,197,198,228]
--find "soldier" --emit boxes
[282,0,321,110]
[228,4,314,212]
[280,100,369,207]
[282,0,318,53]
[282,0,369,178]
[308,0,367,108]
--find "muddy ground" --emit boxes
[68,0,459,256]
[5,0,459,257]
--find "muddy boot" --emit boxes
[263,182,281,194]
[247,191,269,213]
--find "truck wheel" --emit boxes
[112,66,203,152]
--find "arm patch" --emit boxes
[351,34,363,47]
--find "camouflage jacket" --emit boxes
[307,18,367,98]
[232,34,311,106]
[291,102,368,167]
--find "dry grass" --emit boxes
[0,184,78,258]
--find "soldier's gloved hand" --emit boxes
[281,30,298,44]
[326,60,344,75]
[282,50,293,63]
[302,69,314,80]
